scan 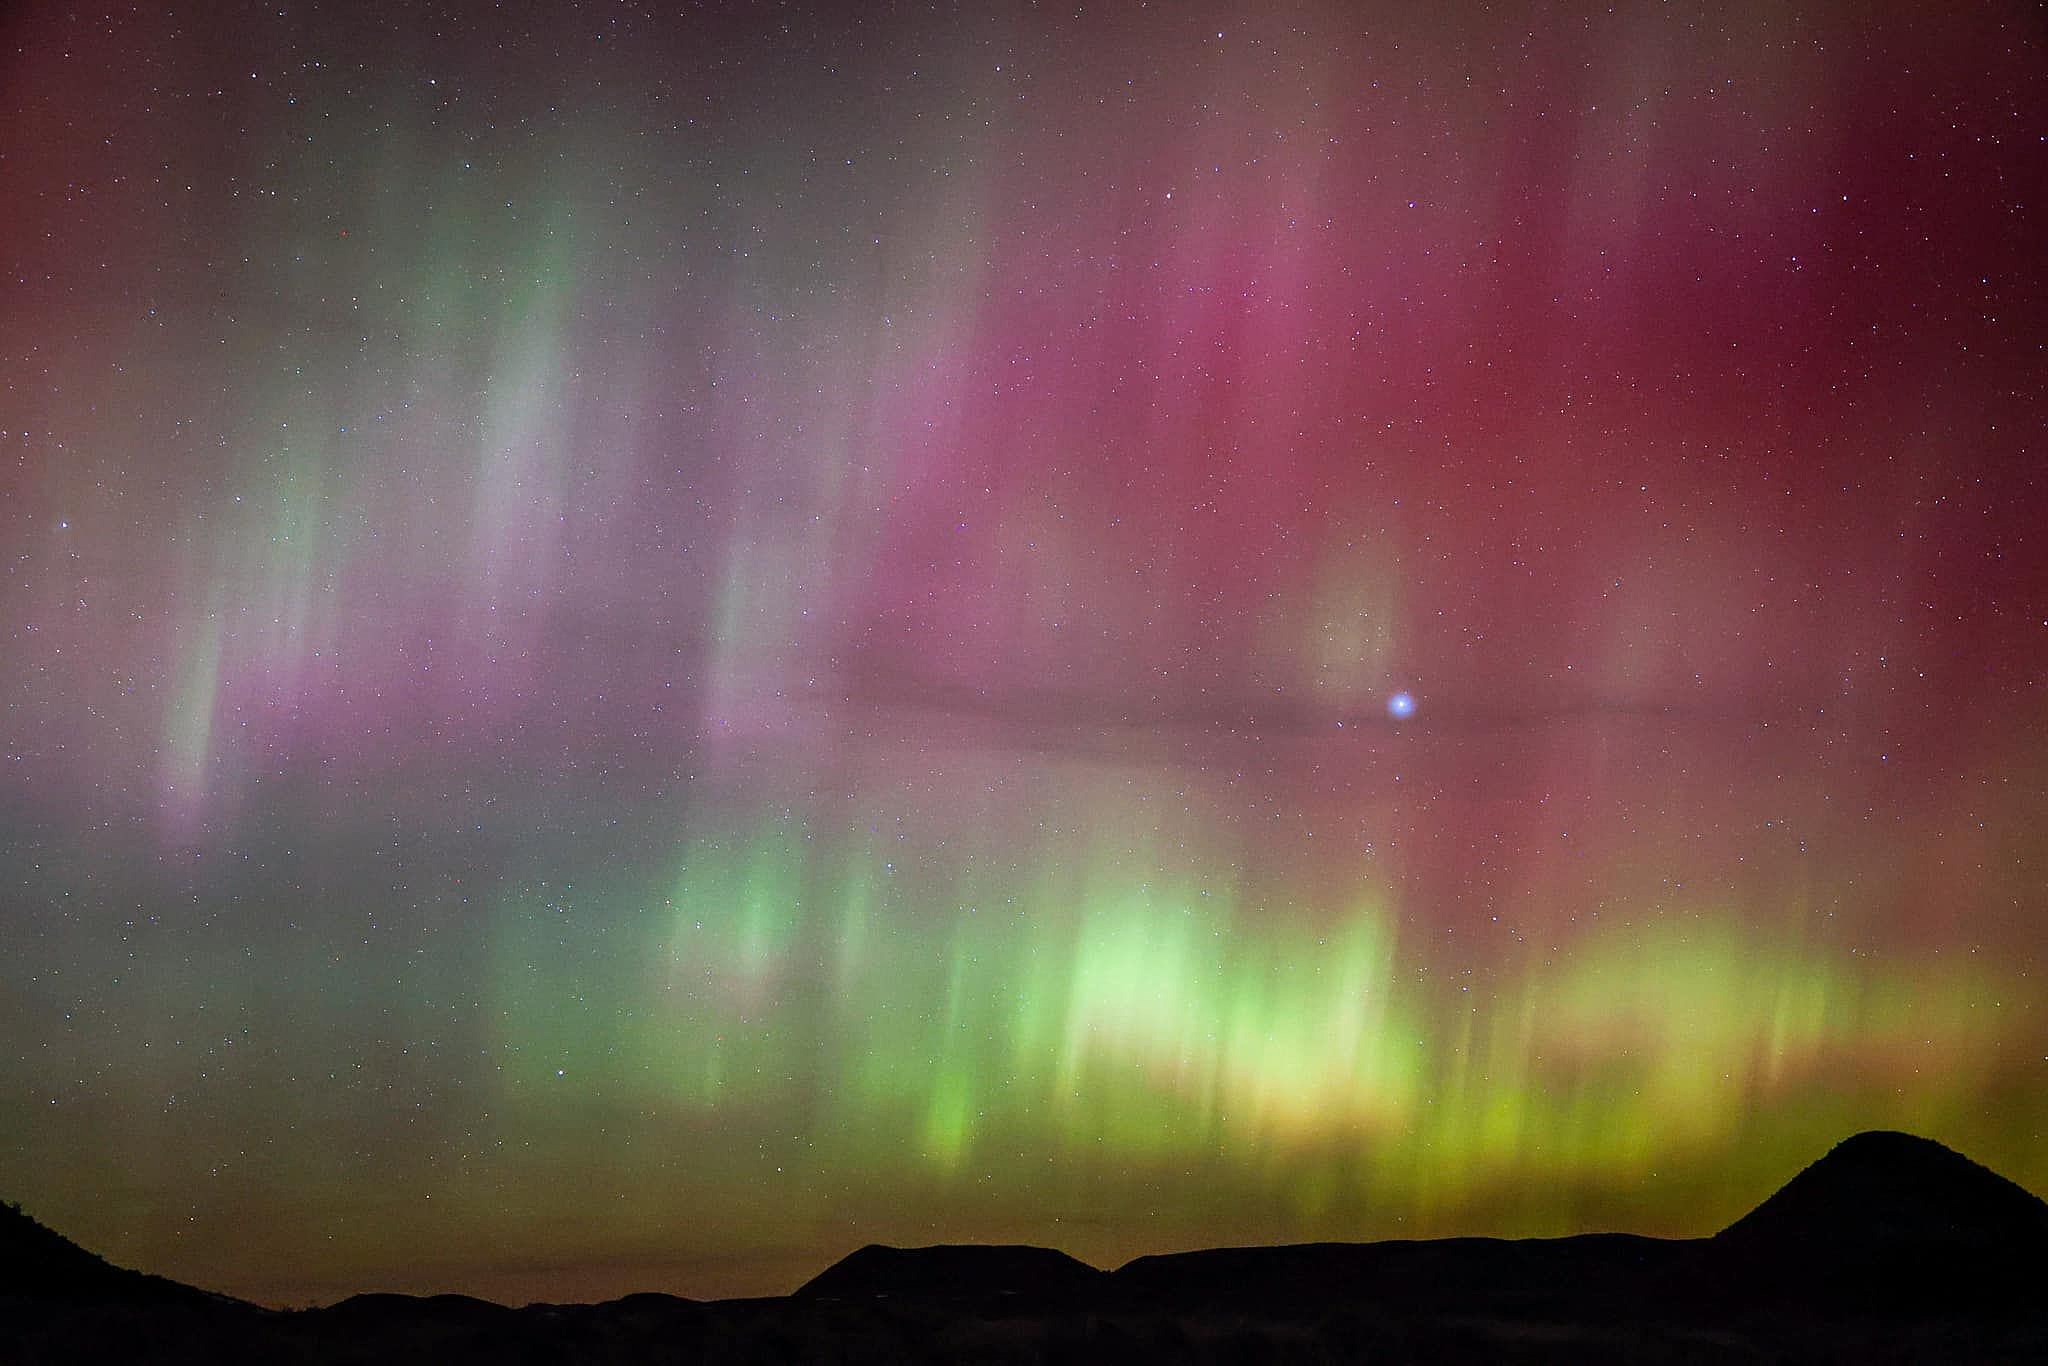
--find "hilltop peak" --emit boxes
[1718,1130,2048,1248]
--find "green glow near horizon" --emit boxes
[465,799,2030,1224]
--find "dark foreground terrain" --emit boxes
[7,1132,2048,1363]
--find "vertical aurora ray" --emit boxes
[158,601,224,837]
[235,435,346,708]
[467,206,580,612]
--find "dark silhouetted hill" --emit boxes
[321,1290,511,1323]
[8,1131,2048,1362]
[1701,1129,2048,1315]
[796,1242,1103,1300]
[1719,1129,2048,1248]
[1110,1231,1701,1318]
[0,1200,212,1304]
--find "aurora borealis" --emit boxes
[3,0,2046,1307]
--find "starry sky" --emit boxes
[3,0,2046,1307]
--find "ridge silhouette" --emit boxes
[7,1131,2048,1362]
[795,1242,1101,1299]
[0,1201,206,1305]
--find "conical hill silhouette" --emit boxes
[1716,1129,2048,1248]
[1695,1131,2048,1315]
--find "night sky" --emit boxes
[3,0,2046,1307]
